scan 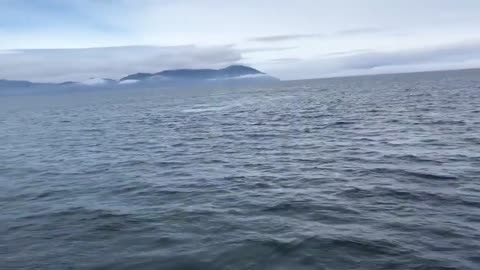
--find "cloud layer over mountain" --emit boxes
[0,45,241,82]
[1,0,480,81]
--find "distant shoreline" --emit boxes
[283,67,480,82]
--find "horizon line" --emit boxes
[282,67,480,83]
[2,66,480,84]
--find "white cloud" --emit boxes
[0,45,242,82]
[263,40,480,79]
[249,27,383,42]
[0,50,22,54]
[1,0,480,79]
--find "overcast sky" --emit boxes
[1,0,480,82]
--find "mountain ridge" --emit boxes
[0,65,278,92]
[119,65,267,82]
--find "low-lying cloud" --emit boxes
[1,40,480,82]
[265,40,480,79]
[337,40,480,70]
[0,45,242,82]
[250,34,323,43]
[249,27,383,43]
[240,46,297,53]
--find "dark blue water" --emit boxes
[1,69,480,270]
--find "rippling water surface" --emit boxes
[2,69,480,270]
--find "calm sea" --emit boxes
[1,69,480,269]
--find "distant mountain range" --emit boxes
[0,79,35,88]
[0,65,278,92]
[119,65,270,82]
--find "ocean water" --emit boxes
[1,69,480,270]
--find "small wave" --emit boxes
[369,168,457,180]
[263,201,314,213]
[18,206,130,221]
[327,121,355,127]
[81,128,104,133]
[406,171,458,180]
[427,120,467,125]
[31,189,67,200]
[338,187,479,209]
[153,161,187,167]
[93,256,217,270]
[240,235,407,258]
[182,105,231,113]
[9,206,147,237]
[381,154,442,164]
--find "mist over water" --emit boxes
[1,69,480,269]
